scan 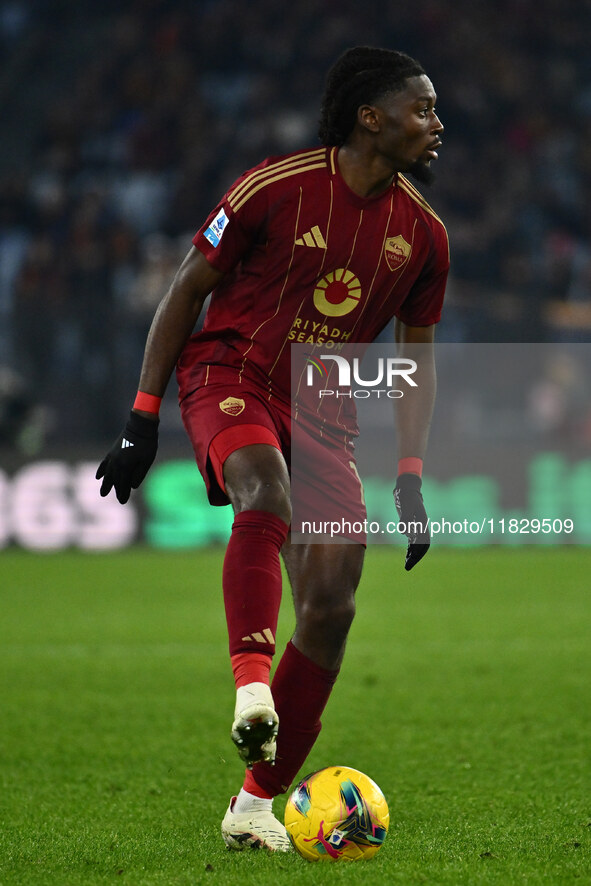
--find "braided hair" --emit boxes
[318,46,425,146]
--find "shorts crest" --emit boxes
[219,397,246,416]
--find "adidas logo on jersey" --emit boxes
[121,438,134,448]
[295,225,327,248]
[241,628,275,644]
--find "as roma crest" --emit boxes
[384,235,411,271]
[219,397,245,416]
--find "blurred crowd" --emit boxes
[1,0,590,448]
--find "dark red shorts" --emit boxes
[179,375,367,544]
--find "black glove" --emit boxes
[393,472,430,571]
[96,411,159,504]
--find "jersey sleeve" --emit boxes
[396,222,450,327]
[192,170,268,273]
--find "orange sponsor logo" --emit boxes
[313,269,362,318]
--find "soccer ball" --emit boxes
[284,765,389,861]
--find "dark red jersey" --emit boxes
[177,146,449,429]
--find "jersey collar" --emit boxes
[328,146,398,209]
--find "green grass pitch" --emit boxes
[1,547,590,885]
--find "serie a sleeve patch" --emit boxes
[203,207,229,248]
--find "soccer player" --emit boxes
[97,46,448,851]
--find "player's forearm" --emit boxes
[394,347,436,461]
[133,248,223,413]
[136,288,204,401]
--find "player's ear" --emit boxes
[357,104,380,134]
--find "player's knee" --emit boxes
[300,593,356,641]
[331,597,356,639]
[229,475,292,525]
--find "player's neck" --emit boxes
[336,145,396,199]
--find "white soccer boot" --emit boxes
[221,795,292,852]
[231,682,279,768]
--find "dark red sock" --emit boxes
[246,641,339,797]
[223,510,289,668]
[243,769,274,799]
